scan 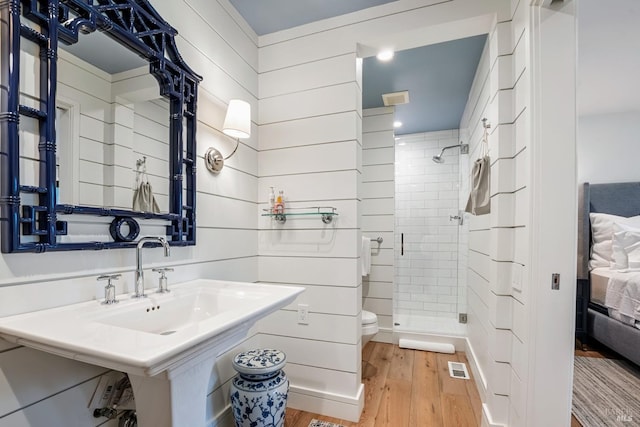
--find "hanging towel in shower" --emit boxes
[465,155,491,215]
[362,236,372,276]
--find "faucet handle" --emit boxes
[97,274,121,305]
[97,274,121,282]
[152,268,173,293]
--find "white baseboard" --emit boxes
[206,384,365,427]
[372,328,393,343]
[287,384,365,422]
[467,339,506,427]
[464,338,487,395]
[207,405,234,427]
[482,403,507,427]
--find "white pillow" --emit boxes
[589,213,640,269]
[628,242,640,269]
[611,223,640,270]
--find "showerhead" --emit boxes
[433,146,449,164]
[431,143,469,164]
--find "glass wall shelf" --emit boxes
[261,207,338,224]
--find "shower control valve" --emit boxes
[449,214,463,225]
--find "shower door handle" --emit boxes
[401,233,404,256]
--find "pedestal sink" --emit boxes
[0,279,304,427]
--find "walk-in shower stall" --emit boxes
[393,130,469,349]
[361,33,487,350]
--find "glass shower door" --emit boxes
[393,130,466,337]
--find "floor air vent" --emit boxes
[448,361,470,379]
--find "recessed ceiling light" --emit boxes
[376,49,394,62]
[394,121,402,128]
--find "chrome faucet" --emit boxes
[134,237,170,298]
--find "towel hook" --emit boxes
[136,156,147,171]
[135,156,148,186]
[481,118,491,157]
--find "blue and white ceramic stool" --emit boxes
[229,349,289,427]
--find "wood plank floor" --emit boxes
[285,342,481,427]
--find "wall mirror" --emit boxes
[0,0,201,253]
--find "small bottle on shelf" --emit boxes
[274,190,285,214]
[269,187,275,213]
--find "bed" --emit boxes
[578,182,640,366]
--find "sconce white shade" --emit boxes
[222,99,251,139]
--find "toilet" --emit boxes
[361,310,379,345]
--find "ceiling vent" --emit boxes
[382,90,410,106]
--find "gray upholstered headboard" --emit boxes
[579,182,640,279]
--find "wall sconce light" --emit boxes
[204,99,251,174]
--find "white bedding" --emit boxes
[605,270,640,329]
[590,267,613,306]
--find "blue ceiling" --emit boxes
[228,0,397,36]
[228,1,487,136]
[363,35,487,135]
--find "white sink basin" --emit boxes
[0,279,304,427]
[96,284,268,336]
[0,279,303,373]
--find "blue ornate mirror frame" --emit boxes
[0,0,201,253]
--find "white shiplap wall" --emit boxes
[459,0,530,425]
[131,99,170,212]
[0,0,259,425]
[256,0,508,422]
[0,0,543,425]
[56,53,171,212]
[362,107,395,344]
[256,50,364,421]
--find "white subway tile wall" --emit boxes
[395,130,461,319]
